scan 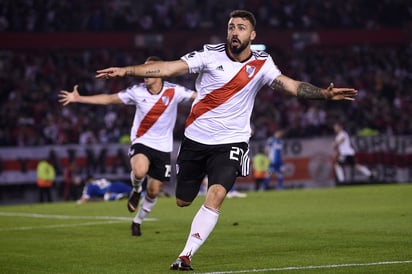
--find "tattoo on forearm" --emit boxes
[270,79,287,92]
[145,69,160,76]
[297,82,325,99]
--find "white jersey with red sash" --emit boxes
[181,43,281,145]
[118,81,194,152]
[335,130,355,156]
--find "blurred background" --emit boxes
[0,0,411,204]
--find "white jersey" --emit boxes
[181,43,281,145]
[118,81,194,152]
[335,130,355,156]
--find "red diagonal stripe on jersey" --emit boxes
[136,88,175,137]
[185,59,266,128]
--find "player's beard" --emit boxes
[228,37,249,55]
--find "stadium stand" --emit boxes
[0,0,409,32]
[0,44,410,146]
[1,0,411,146]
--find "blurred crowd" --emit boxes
[1,44,411,147]
[0,0,411,147]
[253,45,412,140]
[0,0,410,32]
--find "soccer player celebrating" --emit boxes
[59,56,196,237]
[96,10,357,271]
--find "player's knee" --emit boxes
[146,189,158,199]
[208,184,228,198]
[176,198,191,207]
[146,184,161,199]
[132,168,147,179]
[146,181,161,197]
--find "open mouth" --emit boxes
[231,39,240,46]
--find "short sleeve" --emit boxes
[264,55,282,88]
[180,46,208,74]
[117,85,138,105]
[175,85,195,102]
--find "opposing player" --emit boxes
[333,122,372,183]
[266,129,285,190]
[95,10,357,270]
[59,56,196,236]
[77,176,132,204]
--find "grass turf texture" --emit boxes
[0,184,411,274]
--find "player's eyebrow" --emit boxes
[228,23,247,28]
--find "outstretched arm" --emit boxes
[96,60,189,79]
[270,75,358,100]
[58,85,123,106]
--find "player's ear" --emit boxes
[250,30,256,41]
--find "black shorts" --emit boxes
[176,137,250,202]
[337,155,356,166]
[128,143,171,182]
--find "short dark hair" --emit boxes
[230,10,256,29]
[146,56,163,62]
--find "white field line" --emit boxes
[0,212,157,231]
[199,260,412,273]
[0,220,126,231]
[1,212,126,220]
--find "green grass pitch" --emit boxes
[0,184,411,273]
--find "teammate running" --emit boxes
[95,10,357,271]
[59,56,196,237]
[333,122,372,183]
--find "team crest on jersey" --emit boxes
[162,96,170,106]
[246,65,256,78]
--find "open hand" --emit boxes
[95,67,126,79]
[325,83,358,100]
[58,85,79,106]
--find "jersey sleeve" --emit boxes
[264,55,282,88]
[180,45,209,74]
[175,85,195,102]
[117,85,138,105]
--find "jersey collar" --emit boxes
[225,44,253,63]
